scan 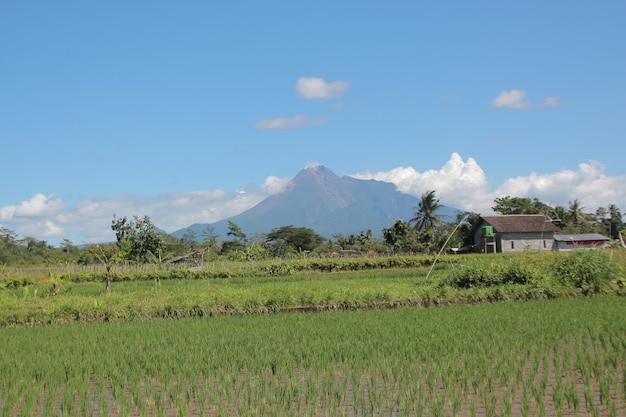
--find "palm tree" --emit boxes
[410,190,444,233]
[552,205,567,228]
[608,204,623,238]
[566,199,586,231]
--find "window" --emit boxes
[543,240,546,248]
[511,241,514,249]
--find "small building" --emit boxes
[472,215,561,253]
[168,249,205,268]
[553,234,611,251]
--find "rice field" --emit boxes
[1,296,625,416]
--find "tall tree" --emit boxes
[608,204,623,239]
[383,219,418,253]
[89,244,125,294]
[552,205,567,228]
[265,225,325,257]
[594,207,609,235]
[220,221,247,255]
[0,227,20,264]
[410,190,444,233]
[226,221,247,243]
[563,199,591,233]
[452,211,481,248]
[492,196,543,215]
[181,229,199,251]
[201,226,219,253]
[59,238,77,254]
[111,215,164,263]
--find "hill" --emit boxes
[172,165,457,240]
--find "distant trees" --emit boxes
[383,219,418,253]
[0,227,21,264]
[89,243,124,294]
[333,230,377,252]
[608,204,624,239]
[111,215,165,263]
[220,221,248,255]
[0,192,624,268]
[564,199,589,232]
[594,204,625,239]
[265,225,325,257]
[406,190,448,253]
[410,190,445,234]
[201,226,220,254]
[59,238,77,254]
[489,196,626,237]
[181,229,199,251]
[492,196,548,215]
[1,226,76,265]
[445,211,481,249]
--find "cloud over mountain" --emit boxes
[1,153,624,245]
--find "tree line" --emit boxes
[1,192,623,267]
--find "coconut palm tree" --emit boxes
[410,190,445,233]
[608,204,623,238]
[565,199,587,232]
[552,205,567,228]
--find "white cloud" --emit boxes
[543,96,560,107]
[20,220,64,238]
[495,161,626,210]
[254,115,326,130]
[352,153,626,215]
[491,89,561,109]
[491,89,530,109]
[260,175,292,194]
[2,154,625,245]
[0,180,291,245]
[352,153,493,213]
[296,77,350,99]
[0,193,64,220]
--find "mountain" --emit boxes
[172,166,457,240]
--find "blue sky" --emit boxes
[1,1,625,245]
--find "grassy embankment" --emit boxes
[0,249,624,326]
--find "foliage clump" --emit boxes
[448,250,622,295]
[448,257,548,288]
[552,250,620,294]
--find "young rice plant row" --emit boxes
[1,296,625,416]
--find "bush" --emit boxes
[448,258,548,289]
[261,262,293,277]
[552,250,619,294]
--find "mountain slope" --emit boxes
[173,166,456,240]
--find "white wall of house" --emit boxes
[473,222,555,253]
[499,232,555,253]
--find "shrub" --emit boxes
[552,250,619,294]
[260,262,293,276]
[448,258,548,289]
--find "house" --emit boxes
[553,234,611,251]
[472,215,561,253]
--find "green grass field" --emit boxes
[1,250,625,416]
[1,296,625,416]
[1,250,625,326]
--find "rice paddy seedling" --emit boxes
[1,295,625,416]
